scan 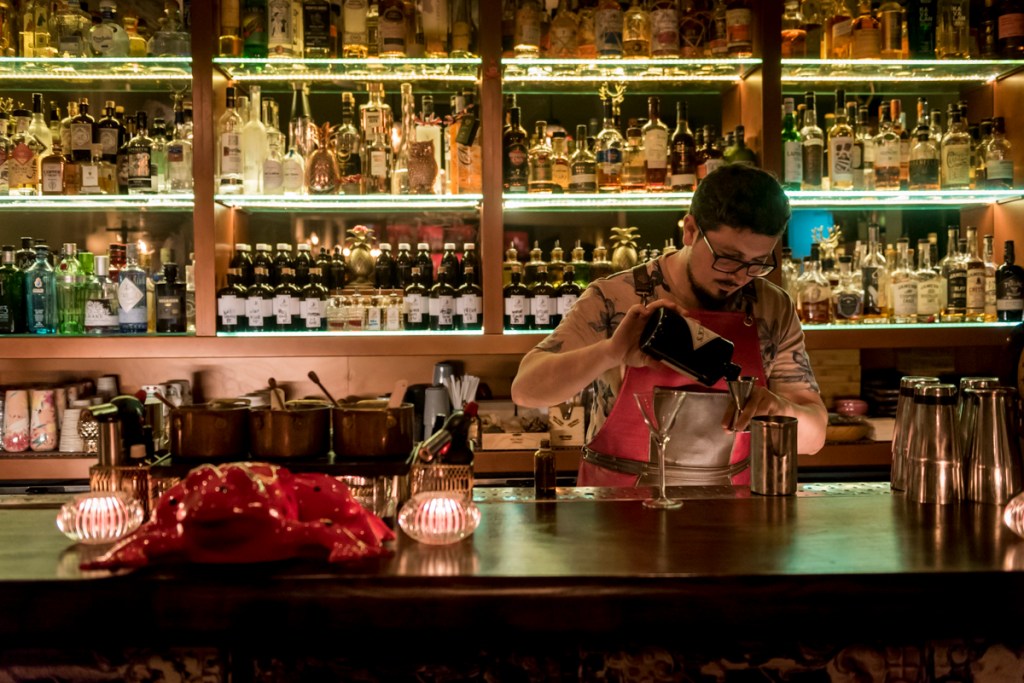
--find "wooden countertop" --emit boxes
[2,484,1023,649]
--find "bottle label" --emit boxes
[157,295,182,322]
[379,6,407,53]
[268,0,297,51]
[98,128,119,157]
[365,305,381,331]
[948,270,968,308]
[246,296,266,327]
[85,298,119,328]
[596,146,623,174]
[505,294,527,325]
[987,159,1014,183]
[343,0,369,46]
[514,6,541,48]
[643,129,668,169]
[670,172,696,189]
[834,291,862,320]
[458,294,481,323]
[999,13,1024,40]
[852,26,880,59]
[282,158,304,189]
[893,280,917,316]
[302,298,323,328]
[704,158,725,176]
[435,294,454,327]
[274,294,295,324]
[70,122,92,153]
[370,149,388,178]
[942,143,971,186]
[569,168,597,192]
[802,141,823,186]
[650,9,679,54]
[263,159,283,191]
[986,272,997,315]
[683,316,720,352]
[557,293,578,315]
[552,163,571,189]
[862,266,883,314]
[80,164,99,189]
[725,9,752,48]
[829,135,854,185]
[407,293,426,323]
[532,294,553,326]
[41,164,63,193]
[595,8,623,55]
[917,280,941,316]
[302,2,332,51]
[875,142,900,168]
[783,140,803,184]
[966,267,986,311]
[117,277,145,317]
[998,273,1024,311]
[385,303,402,330]
[220,132,242,174]
[218,294,239,325]
[128,150,152,188]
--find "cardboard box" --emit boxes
[548,402,585,447]
[477,400,549,451]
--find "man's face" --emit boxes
[682,215,779,309]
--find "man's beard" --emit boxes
[687,258,740,311]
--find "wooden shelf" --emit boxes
[802,323,1017,350]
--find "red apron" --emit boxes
[579,308,767,487]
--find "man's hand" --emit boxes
[720,384,829,454]
[610,300,690,369]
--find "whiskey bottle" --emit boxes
[997,240,1024,322]
[549,0,578,57]
[800,92,824,190]
[39,140,67,196]
[915,238,941,323]
[155,263,186,333]
[827,89,854,190]
[404,265,429,330]
[503,105,529,193]
[273,266,301,331]
[504,264,532,330]
[217,268,247,332]
[796,248,831,324]
[874,104,901,191]
[831,255,863,324]
[670,101,697,191]
[642,97,668,190]
[300,266,328,331]
[219,0,243,55]
[984,233,998,322]
[595,0,624,57]
[245,266,274,331]
[342,0,369,57]
[909,130,940,190]
[377,0,407,56]
[595,99,624,192]
[623,0,651,57]
[455,263,483,331]
[550,131,571,192]
[936,0,970,58]
[126,111,154,195]
[569,125,598,193]
[965,226,987,322]
[117,243,148,334]
[984,117,1014,189]
[890,239,918,324]
[528,120,555,193]
[941,109,971,189]
[726,0,753,57]
[650,0,680,56]
[429,265,457,331]
[825,0,853,58]
[941,234,967,322]
[577,0,598,57]
[620,123,645,192]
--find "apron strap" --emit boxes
[583,446,752,479]
[632,263,654,305]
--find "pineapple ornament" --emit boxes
[346,225,376,289]
[610,226,640,272]
[306,122,340,195]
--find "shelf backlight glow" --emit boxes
[216,194,483,211]
[781,58,1024,83]
[216,57,481,82]
[218,329,486,337]
[0,57,192,80]
[0,194,195,210]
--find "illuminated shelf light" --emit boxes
[215,57,480,82]
[802,322,1018,331]
[787,189,1022,207]
[0,194,195,210]
[504,192,694,211]
[216,194,482,211]
[218,329,485,337]
[503,57,759,84]
[0,56,191,81]
[781,58,1024,83]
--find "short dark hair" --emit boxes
[689,165,791,237]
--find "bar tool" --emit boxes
[957,376,1001,457]
[726,376,757,432]
[964,387,1023,505]
[307,370,339,406]
[750,415,798,496]
[905,383,961,505]
[891,376,940,491]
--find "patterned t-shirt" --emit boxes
[534,254,820,443]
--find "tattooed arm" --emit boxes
[511,288,682,408]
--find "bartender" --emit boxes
[511,165,827,487]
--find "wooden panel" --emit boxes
[480,0,504,335]
[191,0,218,337]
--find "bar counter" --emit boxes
[3,482,1024,657]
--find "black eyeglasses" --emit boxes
[697,225,777,277]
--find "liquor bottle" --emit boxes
[528,120,554,193]
[245,265,275,331]
[302,0,332,57]
[242,0,268,57]
[513,0,542,56]
[404,265,428,330]
[940,109,971,189]
[282,119,306,195]
[850,0,880,58]
[595,99,624,192]
[890,240,918,324]
[623,0,651,57]
[217,268,247,332]
[149,117,168,194]
[796,248,831,323]
[395,242,414,287]
[51,0,90,56]
[800,92,824,190]
[54,243,83,334]
[218,86,244,194]
[641,97,669,190]
[701,126,725,179]
[294,242,313,286]
[267,0,301,57]
[725,0,753,57]
[998,0,1024,57]
[875,0,906,58]
[148,1,190,56]
[549,131,571,192]
[154,263,186,333]
[826,0,854,58]
[504,264,532,330]
[414,95,443,193]
[375,243,397,288]
[576,0,597,57]
[964,227,986,322]
[831,254,863,323]
[455,263,483,330]
[567,241,589,285]
[27,93,51,159]
[96,101,123,167]
[0,246,25,334]
[220,0,243,55]
[0,112,10,195]
[335,92,362,194]
[39,140,67,196]
[428,265,457,331]
[291,81,317,159]
[669,101,697,191]
[24,245,56,334]
[569,125,598,193]
[449,0,474,57]
[15,237,36,270]
[913,238,941,323]
[530,264,556,330]
[69,98,94,164]
[984,117,1014,189]
[432,242,458,289]
[781,0,807,57]
[117,243,148,334]
[115,107,133,193]
[184,253,196,333]
[378,0,407,56]
[799,0,825,57]
[591,243,614,280]
[241,86,267,195]
[272,267,300,331]
[80,253,117,335]
[909,130,940,190]
[983,233,998,322]
[861,225,890,323]
[89,0,129,56]
[780,98,803,191]
[342,0,369,57]
[997,240,1024,322]
[270,242,291,287]
[165,101,193,192]
[126,111,155,195]
[524,241,546,286]
[503,106,529,193]
[21,0,53,57]
[621,123,645,191]
[415,241,434,286]
[936,0,969,57]
[648,0,678,56]
[230,243,255,287]
[553,265,583,327]
[729,125,757,166]
[892,100,910,189]
[595,0,624,57]
[300,267,328,331]
[941,232,966,322]
[874,104,901,191]
[827,89,854,190]
[972,118,992,188]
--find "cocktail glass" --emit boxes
[634,389,686,509]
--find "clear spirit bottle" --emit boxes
[915,238,941,323]
[983,233,998,322]
[861,224,890,323]
[984,116,1014,189]
[149,117,168,194]
[941,109,972,189]
[88,0,129,56]
[909,130,940,190]
[166,101,193,192]
[642,96,668,190]
[569,125,597,193]
[965,226,987,322]
[623,0,651,57]
[873,103,901,190]
[342,0,369,57]
[117,243,148,334]
[800,91,824,190]
[217,86,245,194]
[796,248,832,324]
[241,85,267,194]
[831,254,864,324]
[24,245,56,334]
[595,98,624,192]
[890,239,918,324]
[827,89,854,190]
[528,121,554,193]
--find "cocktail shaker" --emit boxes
[964,387,1023,505]
[905,384,961,505]
[957,376,1001,457]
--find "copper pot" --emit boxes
[249,404,331,459]
[333,402,414,457]
[169,404,250,460]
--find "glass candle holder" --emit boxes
[398,491,480,545]
[56,491,145,545]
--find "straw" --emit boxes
[443,375,480,409]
